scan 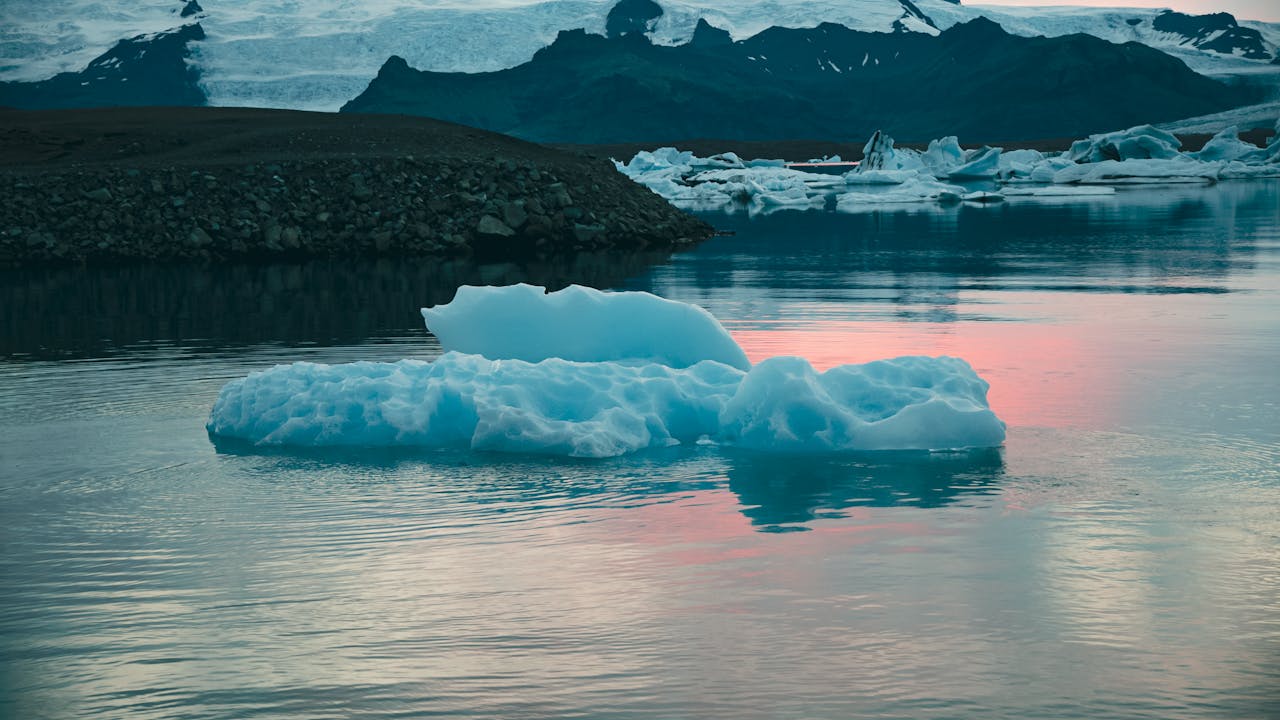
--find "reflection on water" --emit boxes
[633,182,1280,314]
[726,450,1004,529]
[2,182,1279,719]
[0,250,674,360]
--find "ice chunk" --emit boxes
[1026,156,1074,183]
[921,136,964,174]
[719,356,1006,453]
[1067,124,1183,162]
[1192,126,1258,162]
[836,177,965,209]
[855,130,925,174]
[616,148,832,210]
[1052,158,1221,184]
[1218,161,1280,179]
[1003,185,1116,197]
[207,353,1004,457]
[843,169,924,185]
[209,287,1007,457]
[206,353,743,458]
[997,148,1048,181]
[422,284,751,371]
[947,146,1002,179]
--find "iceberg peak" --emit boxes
[422,284,752,371]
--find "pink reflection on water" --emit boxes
[727,309,1120,429]
[730,321,1107,429]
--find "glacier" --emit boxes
[3,0,1276,113]
[207,284,1007,457]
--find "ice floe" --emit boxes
[208,285,1007,457]
[614,121,1280,212]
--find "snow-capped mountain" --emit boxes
[340,18,1250,143]
[0,23,206,110]
[2,0,1278,114]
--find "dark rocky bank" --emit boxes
[0,107,713,266]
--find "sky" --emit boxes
[976,0,1280,23]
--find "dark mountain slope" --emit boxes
[1151,10,1271,61]
[0,24,206,110]
[341,18,1251,143]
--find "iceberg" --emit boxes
[946,146,1003,179]
[422,284,751,370]
[1052,158,1222,184]
[855,130,926,175]
[208,285,1006,457]
[1067,124,1183,162]
[835,177,965,209]
[613,122,1280,212]
[1192,125,1260,163]
[1002,185,1116,197]
[921,136,964,175]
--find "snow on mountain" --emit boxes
[947,4,1280,75]
[0,1,199,82]
[3,0,1279,113]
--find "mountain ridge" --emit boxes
[341,17,1253,143]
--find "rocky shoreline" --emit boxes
[0,107,714,266]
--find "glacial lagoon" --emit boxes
[2,181,1278,718]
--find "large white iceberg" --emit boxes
[208,285,1006,458]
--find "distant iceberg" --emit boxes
[614,120,1280,212]
[208,285,1006,458]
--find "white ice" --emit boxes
[208,285,1007,457]
[835,177,964,210]
[1067,125,1183,163]
[421,284,751,370]
[616,123,1280,212]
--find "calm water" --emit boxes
[2,182,1278,719]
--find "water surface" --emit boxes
[2,181,1278,718]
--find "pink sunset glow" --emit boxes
[978,0,1280,23]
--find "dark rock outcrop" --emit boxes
[0,107,713,266]
[689,19,733,49]
[0,23,207,110]
[342,17,1253,143]
[1150,10,1272,61]
[605,0,663,39]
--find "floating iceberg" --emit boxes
[421,284,750,370]
[208,285,1006,457]
[614,122,1280,212]
[1002,186,1116,197]
[921,136,964,175]
[854,130,926,175]
[835,177,965,210]
[1067,125,1183,162]
[947,146,1003,179]
[1193,126,1260,163]
[1052,158,1222,184]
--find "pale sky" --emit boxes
[976,0,1280,23]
